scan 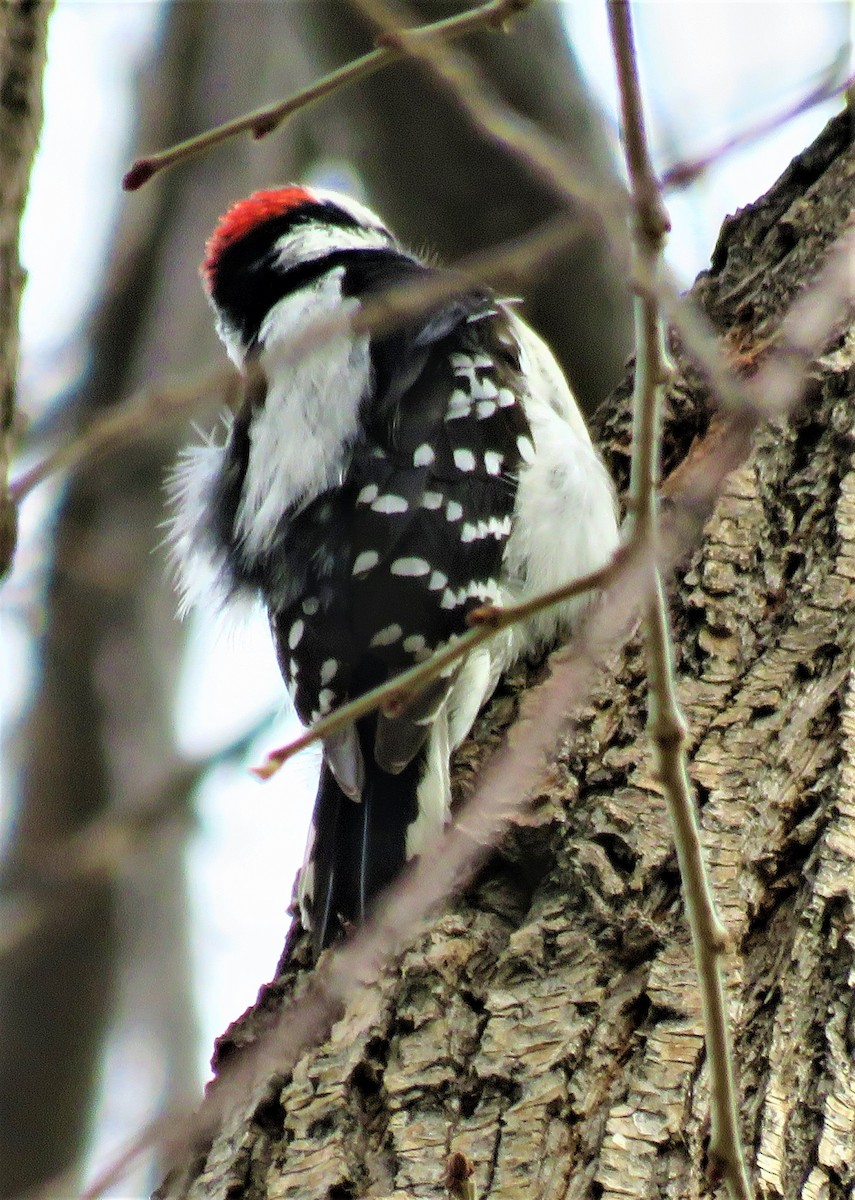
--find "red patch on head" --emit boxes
[202,186,314,289]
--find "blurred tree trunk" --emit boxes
[2,2,633,1195]
[292,0,633,411]
[155,114,855,1200]
[0,3,312,1195]
[0,0,51,574]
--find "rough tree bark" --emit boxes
[155,112,855,1200]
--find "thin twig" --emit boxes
[122,0,535,189]
[253,550,629,779]
[607,3,752,1198]
[9,213,586,506]
[8,366,238,504]
[662,60,854,190]
[354,0,631,251]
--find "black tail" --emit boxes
[306,719,425,957]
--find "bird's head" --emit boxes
[201,185,396,363]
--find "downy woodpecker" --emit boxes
[169,186,619,956]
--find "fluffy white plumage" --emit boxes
[236,271,371,556]
[501,314,619,660]
[165,424,233,616]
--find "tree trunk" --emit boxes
[0,0,51,573]
[155,111,855,1200]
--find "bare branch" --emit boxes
[121,0,536,190]
[8,366,238,504]
[253,550,630,780]
[608,3,752,1196]
[0,1,52,578]
[662,58,854,191]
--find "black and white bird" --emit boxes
[169,186,618,956]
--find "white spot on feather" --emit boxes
[446,389,471,420]
[391,557,431,577]
[370,623,403,647]
[353,550,379,575]
[474,377,498,400]
[372,494,408,514]
[453,448,477,472]
[357,483,379,505]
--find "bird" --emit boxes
[168,185,619,957]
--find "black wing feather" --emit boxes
[206,250,533,949]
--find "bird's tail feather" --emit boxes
[303,718,427,957]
